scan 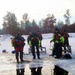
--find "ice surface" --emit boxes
[0,33,75,75]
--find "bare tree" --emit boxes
[3,12,19,35]
[64,9,71,25]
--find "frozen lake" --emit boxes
[0,33,75,75]
[0,33,75,54]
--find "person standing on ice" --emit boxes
[62,29,70,51]
[12,33,25,63]
[28,32,41,59]
[27,32,32,44]
[50,28,64,59]
[37,31,43,51]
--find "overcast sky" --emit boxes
[0,0,75,28]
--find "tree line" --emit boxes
[0,11,75,35]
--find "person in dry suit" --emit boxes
[28,32,41,59]
[27,32,32,44]
[50,29,64,59]
[12,33,25,63]
[37,31,43,51]
[62,29,70,50]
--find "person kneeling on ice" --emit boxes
[50,28,64,59]
[12,33,25,63]
[28,32,41,59]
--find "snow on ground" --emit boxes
[0,33,75,54]
[0,33,75,75]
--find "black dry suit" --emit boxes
[29,33,41,59]
[51,32,64,58]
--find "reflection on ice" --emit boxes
[0,33,75,75]
[16,63,25,75]
[30,67,42,75]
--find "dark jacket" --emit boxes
[28,33,41,46]
[62,32,69,40]
[37,32,42,40]
[12,35,25,52]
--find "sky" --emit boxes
[0,0,75,28]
